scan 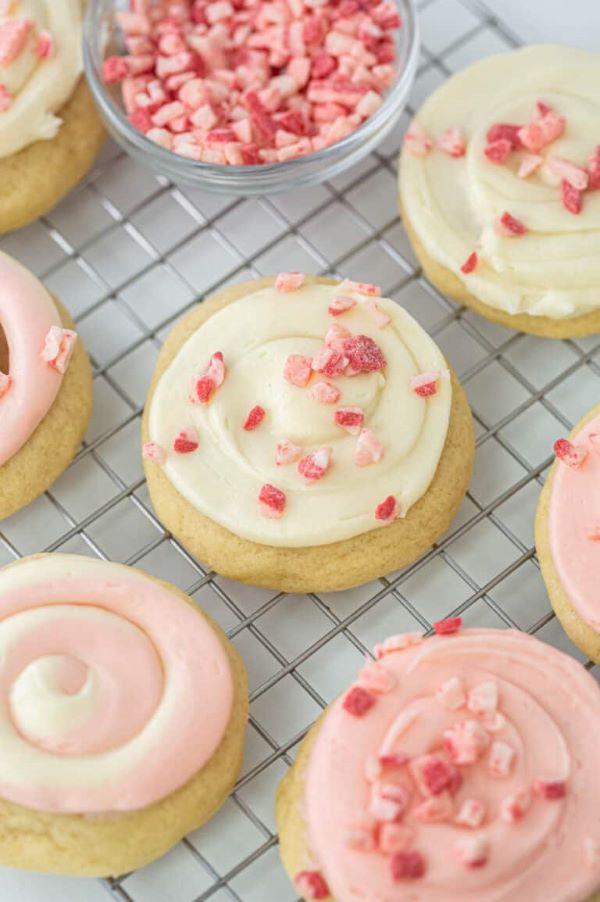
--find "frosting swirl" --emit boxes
[0,0,83,158]
[399,45,600,319]
[302,628,600,901]
[147,280,452,547]
[0,554,234,813]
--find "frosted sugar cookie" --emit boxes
[536,401,600,663]
[399,45,600,337]
[0,553,248,876]
[142,275,474,592]
[0,251,92,519]
[0,1,104,233]
[277,624,600,901]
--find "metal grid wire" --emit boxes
[1,1,598,900]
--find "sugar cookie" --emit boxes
[0,2,104,234]
[399,45,600,338]
[142,275,474,593]
[536,401,600,663]
[277,625,600,901]
[0,553,248,876]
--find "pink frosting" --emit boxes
[0,252,64,467]
[303,629,600,901]
[548,412,600,629]
[0,554,234,814]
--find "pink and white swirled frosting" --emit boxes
[0,554,234,813]
[300,628,600,902]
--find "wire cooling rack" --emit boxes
[1,1,598,900]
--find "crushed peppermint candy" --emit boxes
[374,632,422,658]
[518,153,543,179]
[335,406,364,435]
[357,660,396,694]
[297,446,332,481]
[142,441,166,464]
[0,19,32,66]
[309,380,341,403]
[276,438,302,466]
[173,427,200,453]
[496,211,527,237]
[259,483,286,518]
[339,279,381,296]
[533,778,567,800]
[553,437,588,469]
[294,870,330,899]
[284,354,312,387]
[410,371,441,398]
[243,404,266,430]
[275,272,305,292]
[467,680,498,716]
[41,327,77,375]
[190,351,225,404]
[499,790,531,823]
[342,685,375,717]
[433,617,462,636]
[460,251,478,274]
[454,799,485,829]
[364,298,391,329]
[437,126,466,158]
[404,121,432,157]
[105,0,401,165]
[379,823,414,855]
[436,676,466,711]
[390,850,426,881]
[328,294,356,316]
[454,835,488,869]
[355,428,383,466]
[562,179,583,215]
[374,494,399,522]
[488,740,515,778]
[343,333,386,374]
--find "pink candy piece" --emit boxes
[243,405,266,431]
[342,685,375,717]
[284,354,312,387]
[36,30,54,59]
[206,351,226,387]
[41,327,77,375]
[518,153,543,179]
[309,381,341,404]
[0,19,32,65]
[454,836,488,869]
[325,322,352,353]
[294,870,330,900]
[275,272,305,292]
[518,110,565,152]
[190,352,225,405]
[546,156,589,191]
[312,346,348,377]
[339,279,381,297]
[488,741,515,778]
[276,438,302,466]
[328,294,357,316]
[435,676,466,711]
[533,778,567,800]
[259,483,286,518]
[443,719,489,765]
[486,123,522,148]
[496,211,527,237]
[404,121,432,157]
[173,427,200,453]
[437,126,466,158]
[467,680,498,716]
[371,780,411,821]
[334,406,364,435]
[354,428,384,466]
[455,799,485,829]
[410,371,441,398]
[0,83,11,111]
[390,850,426,881]
[410,754,455,797]
[0,372,12,399]
[142,442,166,464]
[374,633,422,658]
[499,790,531,823]
[344,816,377,852]
[554,437,588,468]
[364,298,391,329]
[297,446,332,481]
[413,792,453,823]
[357,660,396,694]
[379,824,414,855]
[460,252,478,274]
[375,494,399,522]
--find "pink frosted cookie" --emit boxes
[277,625,600,901]
[536,401,600,663]
[0,553,247,876]
[0,252,92,519]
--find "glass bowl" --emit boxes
[83,0,419,195]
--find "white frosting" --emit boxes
[399,45,600,319]
[148,283,452,547]
[0,0,83,158]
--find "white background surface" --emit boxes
[0,2,598,902]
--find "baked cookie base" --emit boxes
[400,199,600,339]
[142,276,475,594]
[535,403,600,664]
[0,77,105,235]
[0,299,93,520]
[0,555,249,877]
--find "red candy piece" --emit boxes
[375,494,398,522]
[390,850,426,881]
[284,354,312,387]
[343,334,386,374]
[103,55,129,82]
[561,179,583,215]
[443,719,489,766]
[460,252,478,274]
[309,381,341,404]
[484,138,512,164]
[312,346,348,377]
[533,778,567,800]
[294,870,330,900]
[410,371,441,398]
[243,404,266,430]
[335,406,364,435]
[342,685,375,717]
[486,123,522,148]
[588,146,600,191]
[497,211,527,237]
[328,295,356,316]
[297,446,332,481]
[258,483,286,518]
[433,617,462,635]
[192,375,215,405]
[173,427,199,453]
[553,437,588,468]
[410,754,454,796]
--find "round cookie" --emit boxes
[277,625,600,901]
[399,45,600,338]
[0,553,248,877]
[535,402,600,663]
[0,252,92,519]
[0,3,104,235]
[142,275,474,593]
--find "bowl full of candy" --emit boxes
[84,0,418,193]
